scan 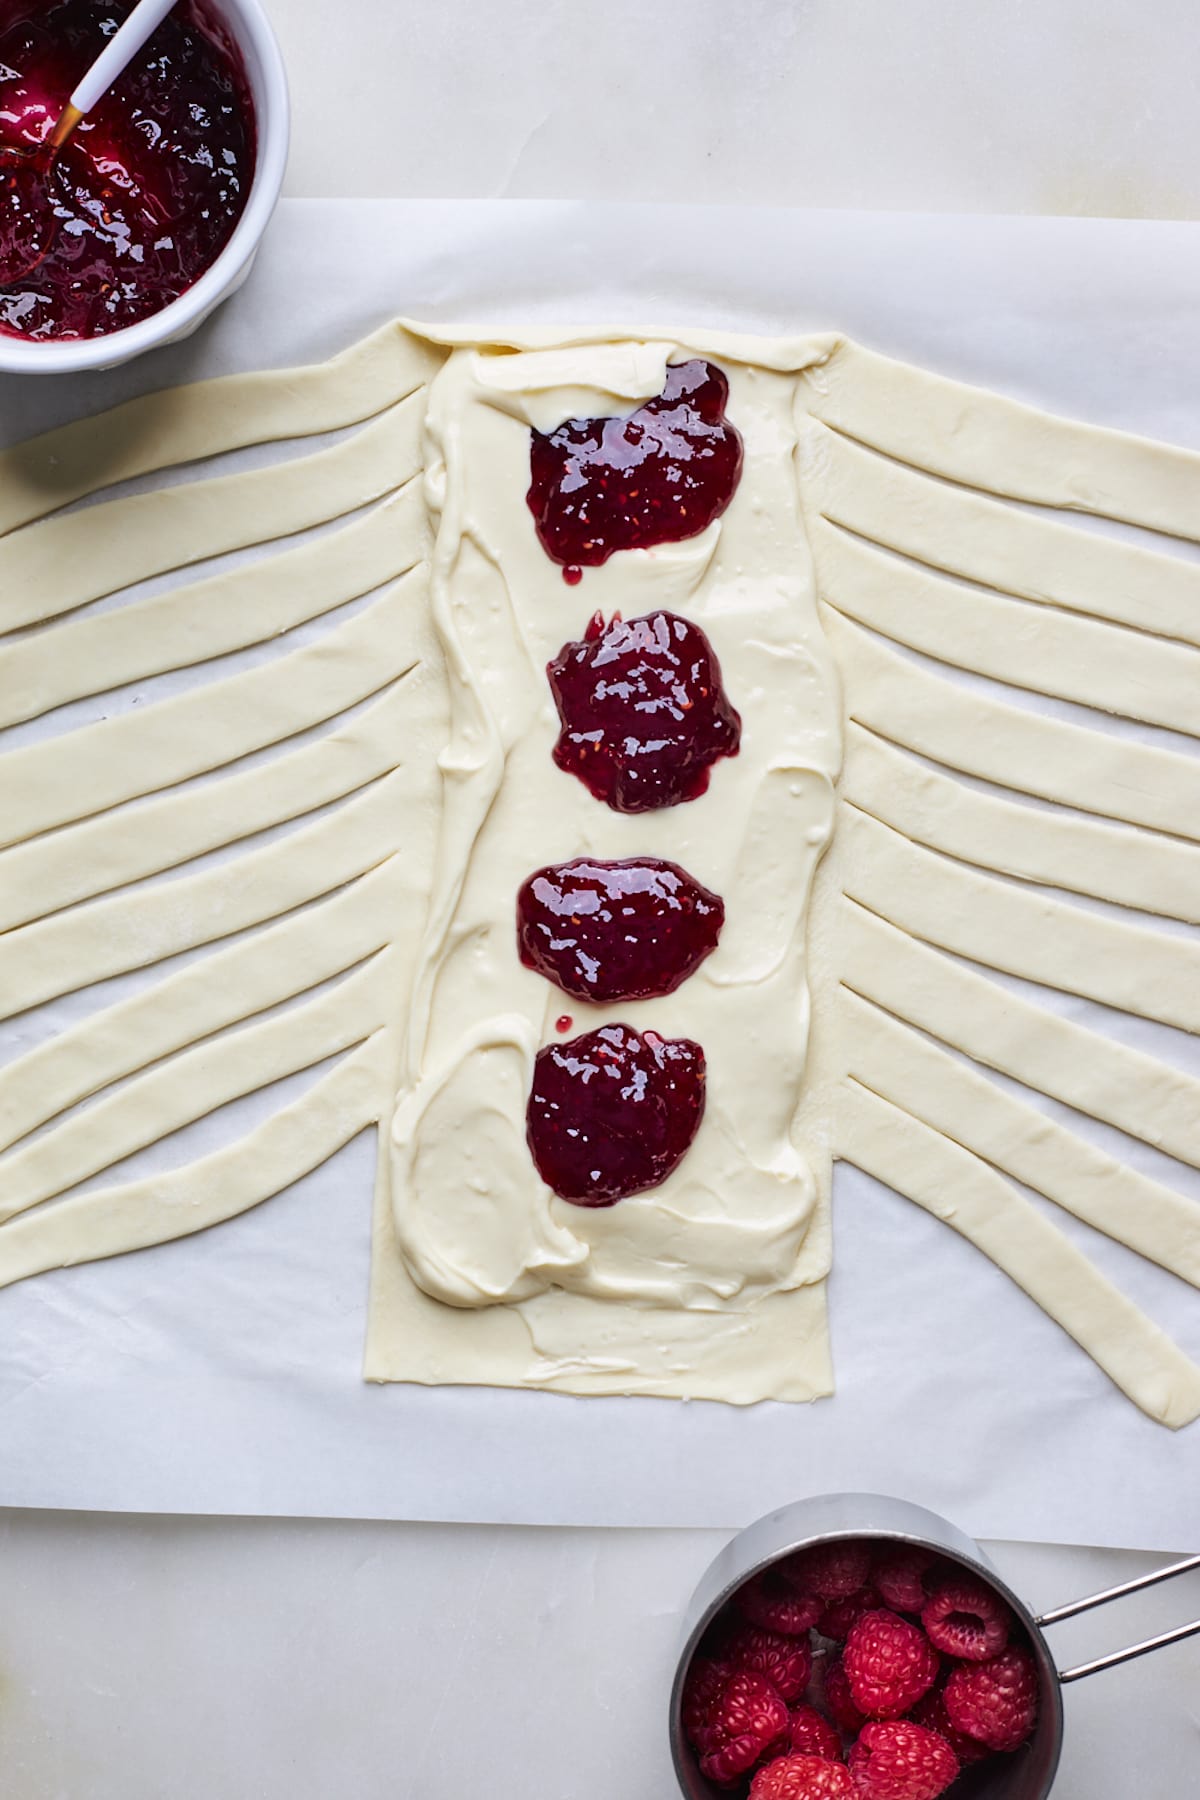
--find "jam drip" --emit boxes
[527,359,743,573]
[526,1023,706,1206]
[517,857,724,1003]
[547,609,741,813]
[0,0,255,340]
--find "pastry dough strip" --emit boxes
[0,1033,392,1291]
[0,769,411,1021]
[0,952,395,1219]
[842,725,1200,925]
[0,858,409,1153]
[806,341,1200,539]
[841,990,1200,1285]
[842,903,1200,1169]
[0,681,416,932]
[0,322,440,537]
[817,521,1200,739]
[836,1080,1200,1430]
[0,393,424,632]
[843,807,1200,1035]
[0,575,427,846]
[803,420,1200,646]
[0,482,426,727]
[823,610,1200,842]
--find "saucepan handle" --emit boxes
[1034,1553,1200,1683]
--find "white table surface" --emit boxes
[271,0,1200,218]
[0,1514,1196,1799]
[3,3,1199,1794]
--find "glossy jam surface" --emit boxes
[526,1023,706,1206]
[527,359,743,575]
[547,609,742,813]
[0,0,254,339]
[517,857,724,1003]
[0,150,51,283]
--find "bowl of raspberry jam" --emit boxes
[0,0,287,372]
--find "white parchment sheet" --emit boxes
[0,203,1197,1545]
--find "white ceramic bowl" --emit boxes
[0,0,289,375]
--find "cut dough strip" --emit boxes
[806,340,1200,541]
[0,951,395,1219]
[836,1079,1200,1429]
[0,1032,393,1292]
[0,680,414,933]
[0,322,441,538]
[0,769,410,1021]
[816,520,1200,739]
[801,419,1200,646]
[0,392,424,633]
[841,990,1200,1286]
[0,858,409,1154]
[0,481,427,728]
[823,609,1200,843]
[841,903,1200,1170]
[843,807,1200,1034]
[0,573,427,846]
[843,724,1200,924]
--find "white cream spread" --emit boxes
[387,336,842,1353]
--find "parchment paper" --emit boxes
[1,202,1197,1546]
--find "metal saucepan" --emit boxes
[669,1493,1200,1799]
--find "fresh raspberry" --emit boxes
[847,1721,959,1800]
[910,1684,992,1766]
[682,1656,732,1744]
[921,1574,1012,1662]
[789,1704,845,1762]
[823,1657,867,1735]
[873,1548,936,1615]
[751,1755,857,1799]
[701,1734,772,1787]
[843,1611,939,1719]
[819,1586,881,1642]
[693,1668,791,1786]
[738,1567,824,1636]
[725,1625,814,1703]
[787,1541,873,1599]
[945,1645,1039,1753]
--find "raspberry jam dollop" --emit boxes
[0,0,255,340]
[517,857,724,1003]
[547,609,741,813]
[526,1023,705,1206]
[527,359,743,574]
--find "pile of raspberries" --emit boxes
[680,1538,1039,1800]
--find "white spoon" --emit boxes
[0,0,180,285]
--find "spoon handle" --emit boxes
[70,0,179,117]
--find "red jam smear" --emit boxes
[547,609,741,813]
[0,0,255,340]
[527,359,743,574]
[517,857,724,1003]
[526,1023,705,1206]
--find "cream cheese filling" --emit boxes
[388,338,842,1322]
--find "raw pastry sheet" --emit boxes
[1,201,1197,1546]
